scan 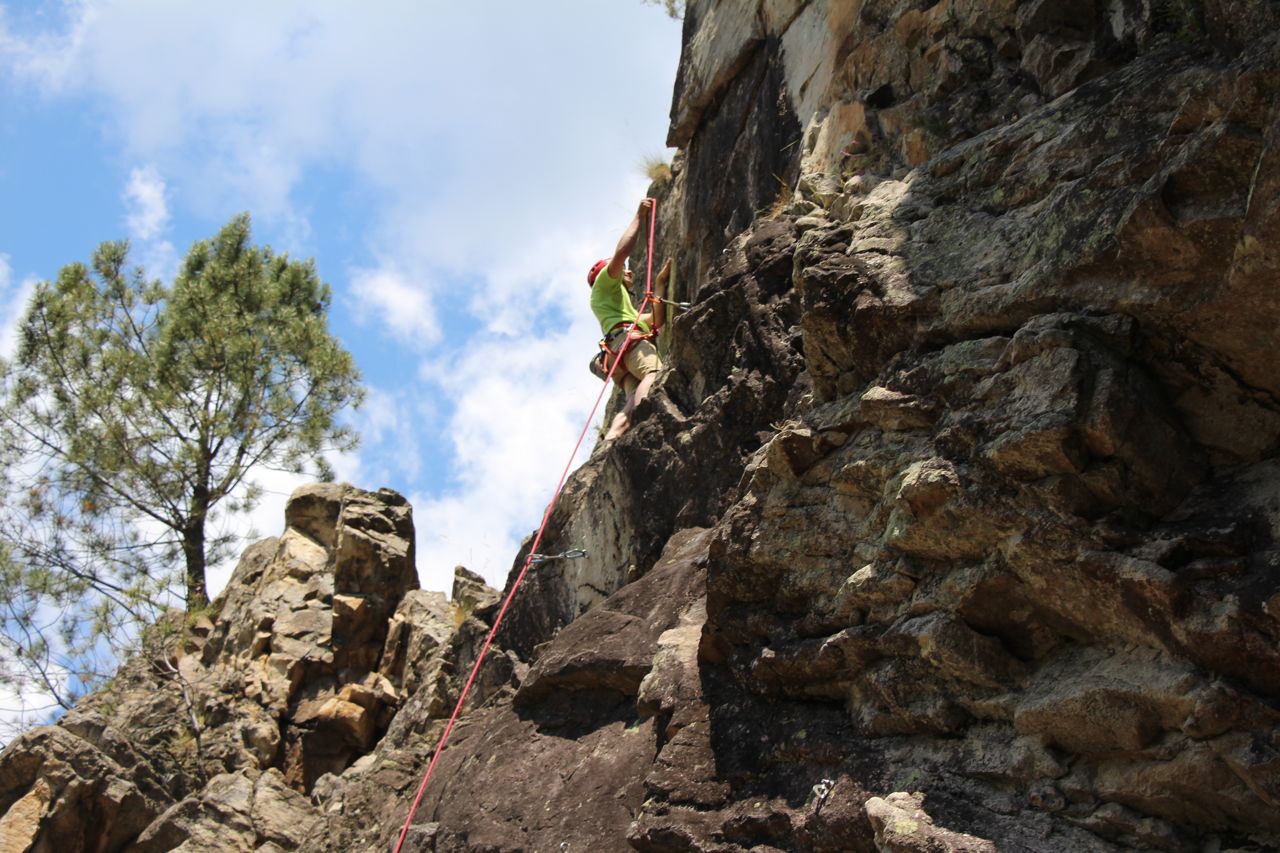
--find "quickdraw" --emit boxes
[650,295,691,310]
[528,548,588,565]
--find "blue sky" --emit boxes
[0,1,683,596]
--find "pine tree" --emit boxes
[0,213,363,724]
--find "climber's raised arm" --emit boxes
[607,198,654,279]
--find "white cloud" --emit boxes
[120,166,180,282]
[0,4,88,92]
[412,243,616,592]
[0,255,37,359]
[123,164,168,240]
[333,384,424,489]
[0,2,679,270]
[349,264,439,348]
[358,386,401,445]
[138,239,180,285]
[412,340,603,594]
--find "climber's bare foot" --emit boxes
[604,412,631,441]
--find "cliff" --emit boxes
[3,1,1280,851]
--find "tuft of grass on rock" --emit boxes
[642,154,673,189]
[642,0,685,19]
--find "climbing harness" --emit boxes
[392,200,661,853]
[590,323,659,383]
[528,548,588,565]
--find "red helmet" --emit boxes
[587,259,609,287]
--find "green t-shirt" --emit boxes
[590,266,651,336]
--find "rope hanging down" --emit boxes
[393,200,660,853]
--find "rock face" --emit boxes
[4,1,1280,851]
[383,1,1280,851]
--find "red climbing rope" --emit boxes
[393,199,659,853]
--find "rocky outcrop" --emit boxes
[0,485,500,852]
[195,484,420,790]
[129,770,320,853]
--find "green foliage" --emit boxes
[0,506,143,739]
[0,214,363,732]
[1152,0,1205,41]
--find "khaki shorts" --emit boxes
[608,332,661,397]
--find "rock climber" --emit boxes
[588,197,672,441]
